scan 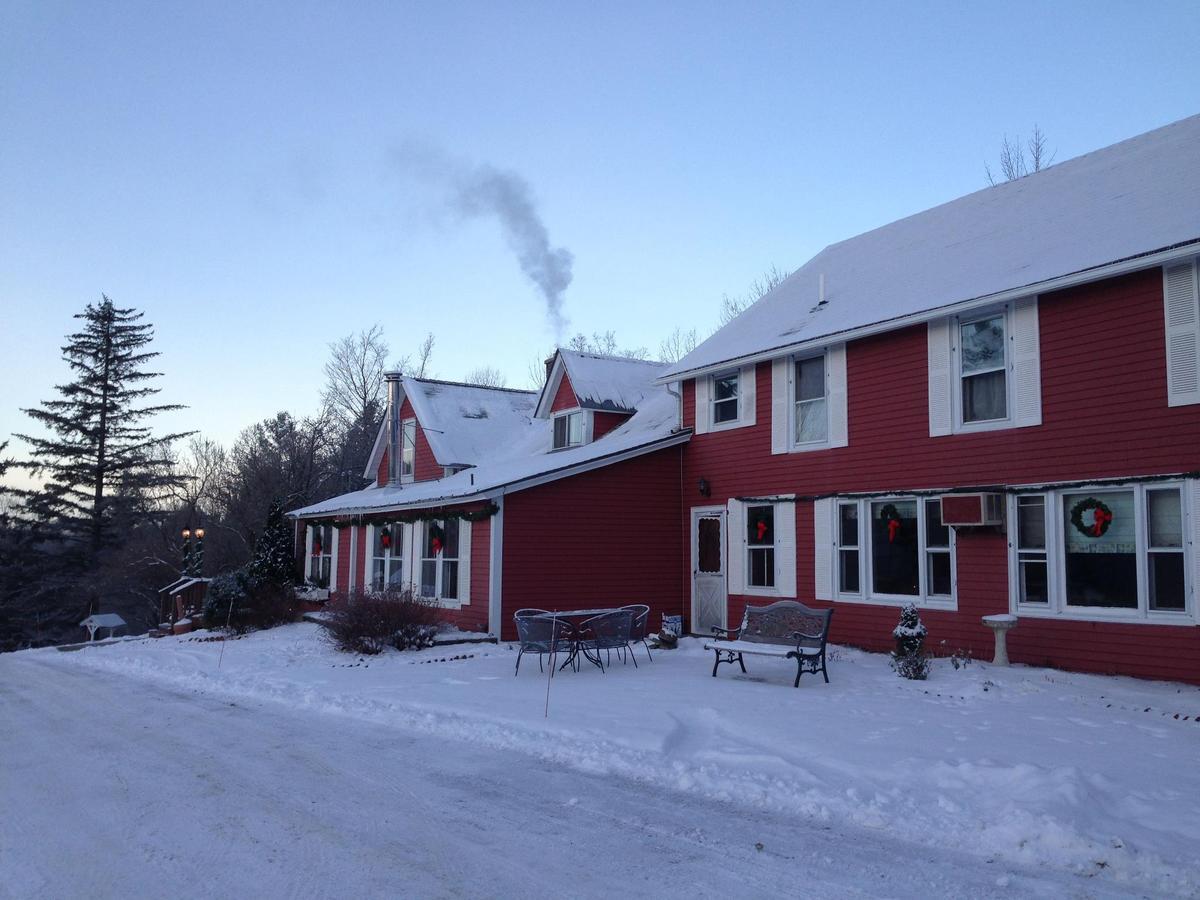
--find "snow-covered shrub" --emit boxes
[891,603,930,680]
[203,570,251,629]
[322,590,441,655]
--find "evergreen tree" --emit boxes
[16,296,193,554]
[247,501,296,587]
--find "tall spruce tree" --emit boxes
[17,296,193,554]
[247,501,296,587]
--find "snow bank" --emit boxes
[45,624,1200,895]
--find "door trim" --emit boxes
[691,505,727,635]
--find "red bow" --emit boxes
[887,518,901,543]
[432,537,443,555]
[1091,507,1112,536]
[756,520,768,541]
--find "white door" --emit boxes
[691,507,727,636]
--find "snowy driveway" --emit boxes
[3,628,1199,898]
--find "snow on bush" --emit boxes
[322,590,440,655]
[891,603,930,680]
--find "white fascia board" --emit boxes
[656,240,1200,385]
[533,353,568,419]
[361,418,390,481]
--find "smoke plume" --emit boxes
[391,144,573,340]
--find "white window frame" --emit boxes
[1007,481,1194,624]
[369,523,404,592]
[791,351,830,449]
[744,504,776,594]
[418,519,462,606]
[953,305,1012,431]
[306,523,334,589]
[836,501,862,598]
[831,496,957,609]
[709,369,742,430]
[551,409,588,449]
[400,418,417,483]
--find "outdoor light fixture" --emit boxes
[181,528,191,539]
[195,528,205,540]
[698,478,711,497]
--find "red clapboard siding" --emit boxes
[592,411,630,438]
[376,449,389,487]
[550,375,579,413]
[681,266,1200,684]
[500,446,685,641]
[398,397,442,481]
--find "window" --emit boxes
[925,499,952,597]
[1015,495,1048,604]
[371,524,404,592]
[1147,489,1185,611]
[308,524,333,588]
[552,411,584,449]
[794,355,828,444]
[838,502,860,594]
[746,505,775,588]
[420,518,459,600]
[829,497,955,606]
[959,314,1007,423]
[711,371,740,424]
[871,500,919,596]
[1010,483,1190,620]
[400,419,416,481]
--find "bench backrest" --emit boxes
[740,601,832,647]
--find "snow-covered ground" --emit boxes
[4,625,1199,898]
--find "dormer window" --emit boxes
[400,419,416,482]
[553,411,584,449]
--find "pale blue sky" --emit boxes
[2,1,1198,464]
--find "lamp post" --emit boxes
[181,528,192,576]
[192,528,205,577]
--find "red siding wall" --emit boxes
[592,411,630,438]
[398,397,442,481]
[682,267,1200,682]
[500,446,685,641]
[442,517,490,634]
[550,375,579,413]
[376,450,389,487]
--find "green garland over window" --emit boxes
[308,501,499,529]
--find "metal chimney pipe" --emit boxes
[384,371,403,485]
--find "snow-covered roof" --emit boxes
[661,114,1200,381]
[403,379,536,468]
[157,577,210,595]
[80,613,127,628]
[292,391,686,518]
[537,349,670,417]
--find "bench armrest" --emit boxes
[711,625,741,639]
[790,630,826,642]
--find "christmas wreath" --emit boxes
[879,503,903,543]
[1070,497,1113,538]
[379,526,392,550]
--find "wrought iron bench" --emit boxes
[705,600,833,687]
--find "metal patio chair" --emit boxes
[577,609,636,673]
[621,604,652,662]
[513,613,575,675]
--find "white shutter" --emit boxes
[827,343,848,448]
[457,520,472,603]
[928,319,954,436]
[403,523,418,595]
[1190,479,1200,616]
[1010,297,1042,427]
[770,358,790,454]
[694,376,711,434]
[1164,262,1200,407]
[813,498,833,601]
[365,524,375,591]
[330,527,340,592]
[740,365,757,427]
[774,501,797,598]
[726,499,745,594]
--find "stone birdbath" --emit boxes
[981,614,1018,666]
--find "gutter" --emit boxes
[656,238,1200,384]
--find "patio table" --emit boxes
[540,608,628,671]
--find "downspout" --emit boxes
[667,379,687,626]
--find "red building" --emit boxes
[660,115,1200,684]
[292,350,687,640]
[295,114,1200,683]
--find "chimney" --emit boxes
[384,371,403,485]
